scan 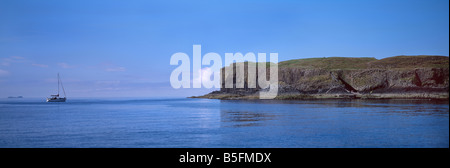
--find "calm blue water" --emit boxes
[0,98,448,148]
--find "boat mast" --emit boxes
[60,74,66,98]
[57,73,60,96]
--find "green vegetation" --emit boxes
[368,55,449,69]
[278,55,449,69]
[279,57,377,69]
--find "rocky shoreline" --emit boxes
[191,55,449,100]
[190,91,449,100]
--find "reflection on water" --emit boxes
[218,99,449,148]
[219,99,449,117]
[220,110,276,127]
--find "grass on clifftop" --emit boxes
[279,57,377,69]
[368,55,449,69]
[278,55,449,69]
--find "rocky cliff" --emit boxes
[193,55,449,99]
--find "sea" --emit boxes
[0,98,448,148]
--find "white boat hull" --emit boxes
[46,97,66,102]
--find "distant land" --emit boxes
[192,55,449,100]
[7,96,23,99]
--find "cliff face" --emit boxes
[195,56,449,99]
[278,67,449,94]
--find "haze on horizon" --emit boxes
[0,0,448,98]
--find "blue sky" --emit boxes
[0,0,448,98]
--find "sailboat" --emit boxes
[47,73,66,102]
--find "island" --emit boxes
[191,55,449,100]
[7,96,23,98]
